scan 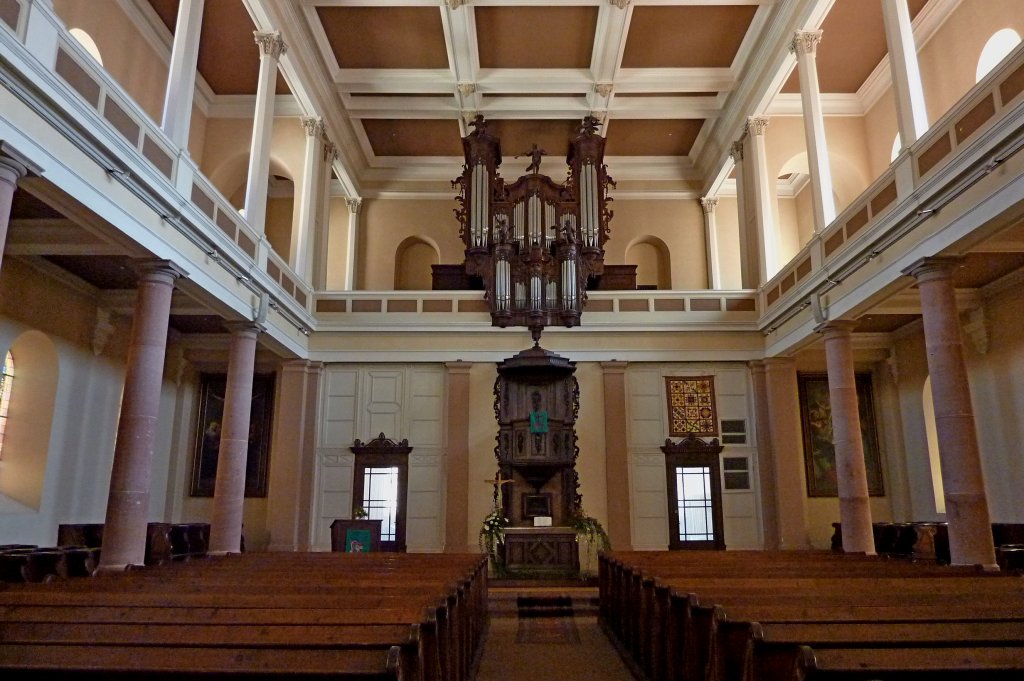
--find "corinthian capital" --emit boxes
[301,117,324,138]
[791,30,822,57]
[254,32,287,60]
[700,197,719,215]
[345,197,362,214]
[746,116,769,137]
[730,140,744,163]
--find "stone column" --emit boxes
[293,117,324,281]
[601,361,632,550]
[100,260,185,569]
[699,197,721,289]
[746,117,777,284]
[882,0,929,150]
[266,360,322,551]
[819,321,875,554]
[208,322,262,555]
[0,155,28,273]
[444,361,472,552]
[749,361,780,549]
[160,0,205,150]
[792,31,836,232]
[903,257,997,567]
[243,32,286,234]
[763,357,810,549]
[731,141,757,290]
[311,142,337,291]
[344,197,362,290]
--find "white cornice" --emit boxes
[767,93,864,116]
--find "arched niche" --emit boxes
[624,236,671,290]
[0,331,58,510]
[394,236,439,290]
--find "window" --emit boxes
[350,434,411,552]
[358,466,400,542]
[68,28,103,66]
[976,29,1021,82]
[674,466,714,541]
[663,437,725,550]
[723,456,751,490]
[0,351,12,459]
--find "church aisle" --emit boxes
[475,586,635,681]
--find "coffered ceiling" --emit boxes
[132,0,955,199]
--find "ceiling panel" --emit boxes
[782,0,930,93]
[605,119,705,157]
[316,6,448,70]
[622,5,758,69]
[476,6,598,69]
[43,255,138,289]
[485,119,583,166]
[147,0,288,95]
[362,119,464,157]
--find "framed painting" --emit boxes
[798,373,884,498]
[665,375,718,437]
[190,372,275,497]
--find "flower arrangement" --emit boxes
[479,506,509,570]
[353,507,368,519]
[570,508,611,575]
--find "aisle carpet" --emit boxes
[474,586,635,681]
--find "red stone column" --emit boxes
[601,361,632,550]
[444,361,472,553]
[819,321,875,554]
[0,155,29,272]
[100,261,185,569]
[208,322,262,554]
[749,360,780,549]
[904,257,997,567]
[763,357,810,549]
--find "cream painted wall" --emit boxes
[359,199,463,290]
[917,0,1024,128]
[605,200,707,289]
[713,197,744,289]
[626,363,762,550]
[325,198,351,290]
[313,365,446,551]
[467,362,499,552]
[51,0,168,124]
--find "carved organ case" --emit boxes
[453,116,613,331]
[493,346,580,527]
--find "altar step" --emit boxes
[488,586,599,618]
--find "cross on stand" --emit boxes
[483,474,514,510]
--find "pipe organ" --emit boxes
[452,115,614,338]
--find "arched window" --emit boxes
[68,28,103,66]
[890,133,901,163]
[0,351,13,459]
[976,29,1021,82]
[922,377,945,514]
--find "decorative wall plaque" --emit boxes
[665,375,718,437]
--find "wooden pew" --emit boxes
[599,550,1024,681]
[0,553,488,681]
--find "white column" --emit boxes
[699,196,721,289]
[160,0,205,150]
[292,117,323,282]
[882,0,929,150]
[731,141,757,290]
[243,32,286,235]
[344,197,362,290]
[792,31,836,233]
[746,116,777,284]
[311,142,336,290]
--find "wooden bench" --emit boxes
[0,552,488,681]
[600,550,1024,681]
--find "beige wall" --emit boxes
[606,199,708,289]
[359,199,463,290]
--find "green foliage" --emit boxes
[570,509,611,551]
[353,507,368,519]
[479,507,509,568]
